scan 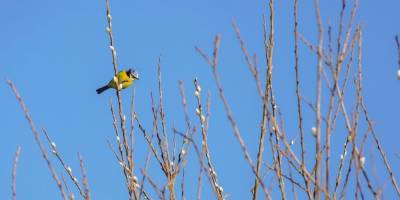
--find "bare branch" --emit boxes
[7,80,68,200]
[11,146,22,200]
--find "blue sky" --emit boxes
[1,0,400,199]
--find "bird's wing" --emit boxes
[117,70,129,81]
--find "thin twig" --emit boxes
[174,129,216,200]
[313,0,324,198]
[194,79,224,200]
[104,0,136,198]
[253,12,271,200]
[139,150,153,200]
[42,128,86,199]
[7,80,68,200]
[78,153,91,200]
[11,146,22,200]
[395,35,400,69]
[231,21,264,97]
[196,34,271,200]
[140,169,164,200]
[197,166,203,200]
[110,100,131,187]
[360,98,400,197]
[294,0,312,198]
[259,1,286,199]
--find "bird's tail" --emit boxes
[96,85,110,94]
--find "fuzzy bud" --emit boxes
[311,126,317,137]
[200,115,205,123]
[360,156,366,167]
[397,69,400,80]
[196,85,201,92]
[51,142,57,149]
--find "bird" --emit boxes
[96,68,139,94]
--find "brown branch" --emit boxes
[7,80,68,200]
[11,146,21,200]
[157,58,172,173]
[104,0,136,198]
[253,12,271,200]
[264,1,286,198]
[196,34,271,200]
[194,78,224,199]
[324,25,334,199]
[396,35,400,69]
[134,114,164,169]
[360,99,400,197]
[110,100,131,187]
[155,58,176,200]
[78,153,91,200]
[138,150,152,200]
[231,20,264,97]
[293,0,312,198]
[337,0,358,67]
[313,0,324,198]
[42,128,86,199]
[140,169,164,200]
[130,89,136,175]
[174,81,197,176]
[174,128,217,200]
[337,0,346,56]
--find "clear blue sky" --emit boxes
[1,0,400,199]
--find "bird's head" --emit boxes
[127,69,139,80]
